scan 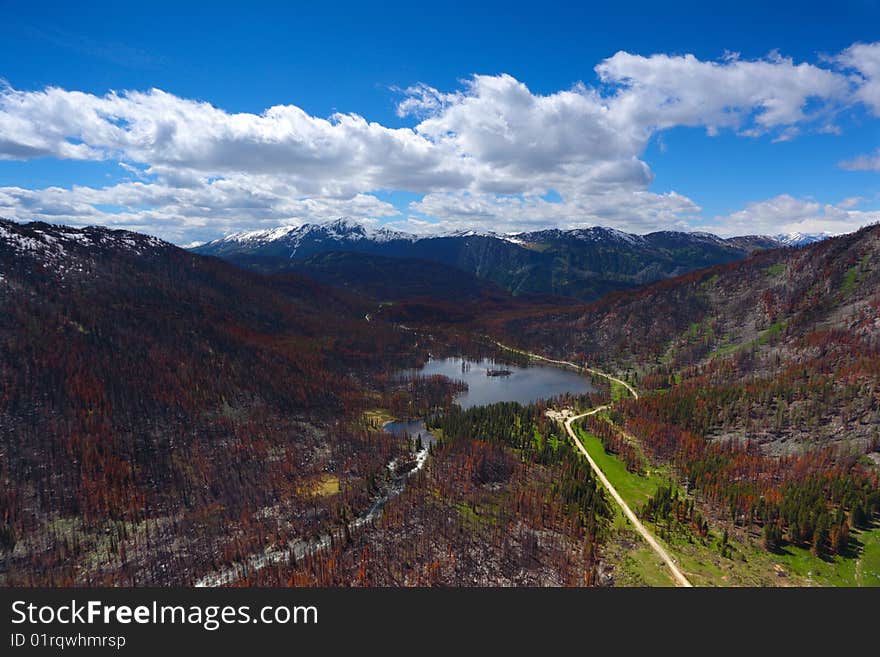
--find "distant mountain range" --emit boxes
[193,218,803,301]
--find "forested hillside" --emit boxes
[241,250,512,303]
[0,219,422,585]
[498,225,880,563]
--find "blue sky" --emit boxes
[0,0,878,243]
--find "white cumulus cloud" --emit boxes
[0,41,878,242]
[705,194,878,236]
[596,49,852,136]
[836,42,880,115]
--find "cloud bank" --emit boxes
[1,42,879,242]
[705,194,878,237]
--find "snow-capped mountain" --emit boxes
[0,218,172,283]
[193,218,786,301]
[209,218,418,259]
[773,232,833,247]
[199,218,781,255]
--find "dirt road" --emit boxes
[564,408,693,587]
[492,341,639,399]
[495,341,692,587]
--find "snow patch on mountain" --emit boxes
[0,220,170,279]
[581,227,646,245]
[222,225,300,244]
[0,224,52,254]
[199,218,834,259]
[773,232,832,247]
[218,218,418,250]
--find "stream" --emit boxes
[194,421,437,587]
[195,356,591,586]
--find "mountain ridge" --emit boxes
[192,218,797,302]
[198,217,797,254]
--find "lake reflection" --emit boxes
[404,356,595,410]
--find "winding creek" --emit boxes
[195,355,595,586]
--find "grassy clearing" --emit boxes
[570,422,839,587]
[452,498,503,527]
[574,426,664,508]
[841,254,871,297]
[573,424,689,585]
[304,474,340,497]
[604,535,677,587]
[707,337,740,359]
[755,320,787,345]
[658,528,808,587]
[454,501,481,525]
[764,522,880,587]
[362,408,394,430]
[532,426,562,453]
[841,264,860,296]
[706,321,787,361]
[609,380,631,402]
[855,524,880,587]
